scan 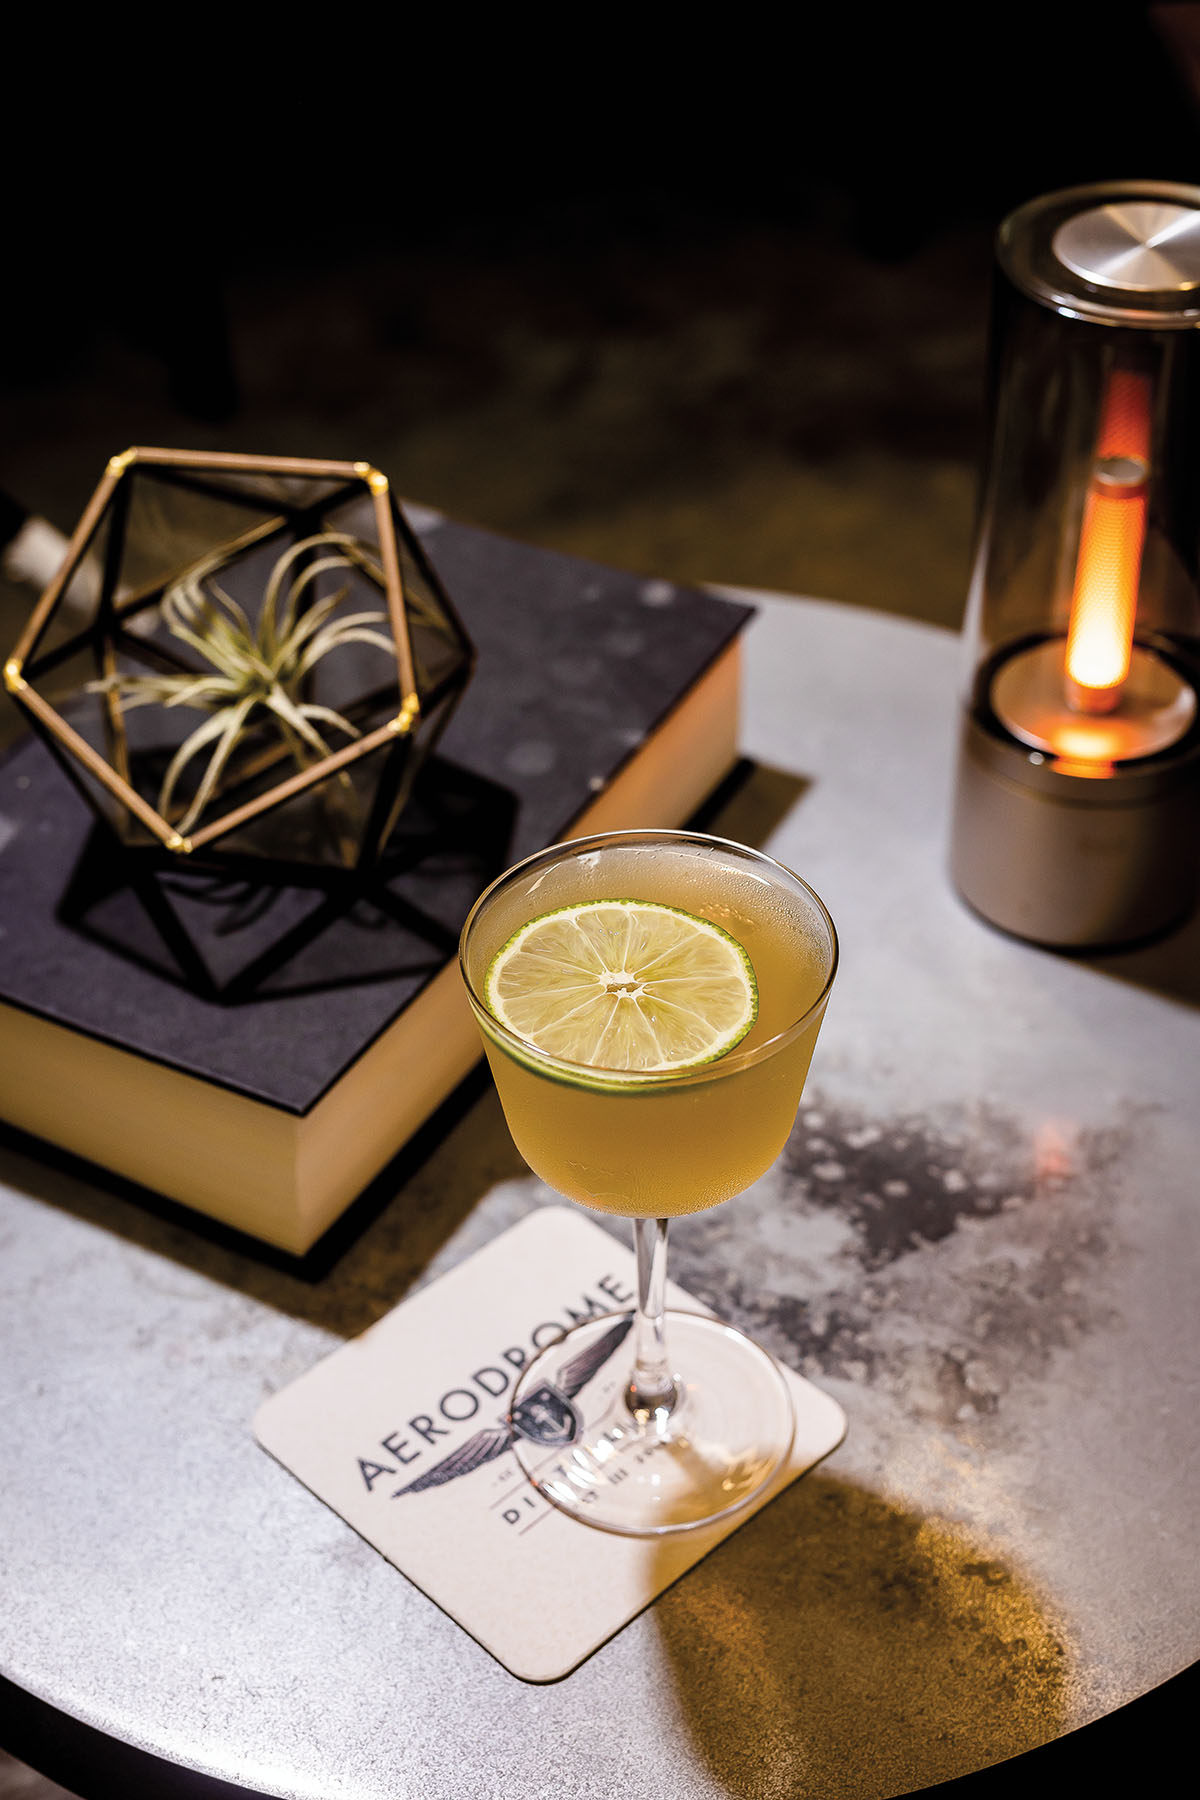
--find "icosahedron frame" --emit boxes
[3,447,475,870]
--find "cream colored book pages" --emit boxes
[255,1207,846,1681]
[0,1003,298,1228]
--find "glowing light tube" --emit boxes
[1065,368,1151,713]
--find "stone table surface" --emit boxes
[2,588,1198,1800]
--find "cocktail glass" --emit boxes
[459,828,837,1536]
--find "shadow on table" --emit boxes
[1084,902,1200,1012]
[689,756,812,849]
[0,1064,532,1340]
[653,1472,1067,1799]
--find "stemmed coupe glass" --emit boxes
[459,828,837,1536]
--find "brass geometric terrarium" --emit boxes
[4,448,475,873]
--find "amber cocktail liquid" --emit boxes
[460,830,837,1535]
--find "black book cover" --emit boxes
[0,513,753,1115]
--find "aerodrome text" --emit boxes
[356,1270,634,1492]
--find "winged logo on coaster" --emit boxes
[254,1207,846,1682]
[392,1314,634,1494]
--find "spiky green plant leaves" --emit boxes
[92,533,395,835]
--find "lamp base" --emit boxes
[949,709,1200,949]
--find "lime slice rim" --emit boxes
[484,897,759,1080]
[459,829,839,1090]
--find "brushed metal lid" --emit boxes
[998,181,1200,327]
[1053,201,1200,292]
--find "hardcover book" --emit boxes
[0,511,754,1253]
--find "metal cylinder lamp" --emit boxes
[950,181,1200,948]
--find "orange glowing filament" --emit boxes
[1065,368,1151,714]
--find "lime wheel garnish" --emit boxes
[485,899,757,1073]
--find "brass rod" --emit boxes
[184,718,405,849]
[399,503,475,661]
[129,447,366,479]
[10,465,121,666]
[13,682,178,846]
[373,487,419,703]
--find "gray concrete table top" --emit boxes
[2,589,1198,1799]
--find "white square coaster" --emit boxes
[255,1207,846,1682]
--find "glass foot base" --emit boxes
[509,1309,795,1536]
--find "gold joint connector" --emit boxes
[107,448,137,477]
[4,658,26,692]
[354,463,389,496]
[389,694,420,735]
[165,832,193,855]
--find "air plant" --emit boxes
[91,532,395,835]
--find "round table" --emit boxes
[2,589,1198,1799]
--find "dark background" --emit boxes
[1,9,1198,1798]
[2,10,1197,653]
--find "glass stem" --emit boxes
[626,1216,679,1421]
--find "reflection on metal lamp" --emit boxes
[950,181,1200,948]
